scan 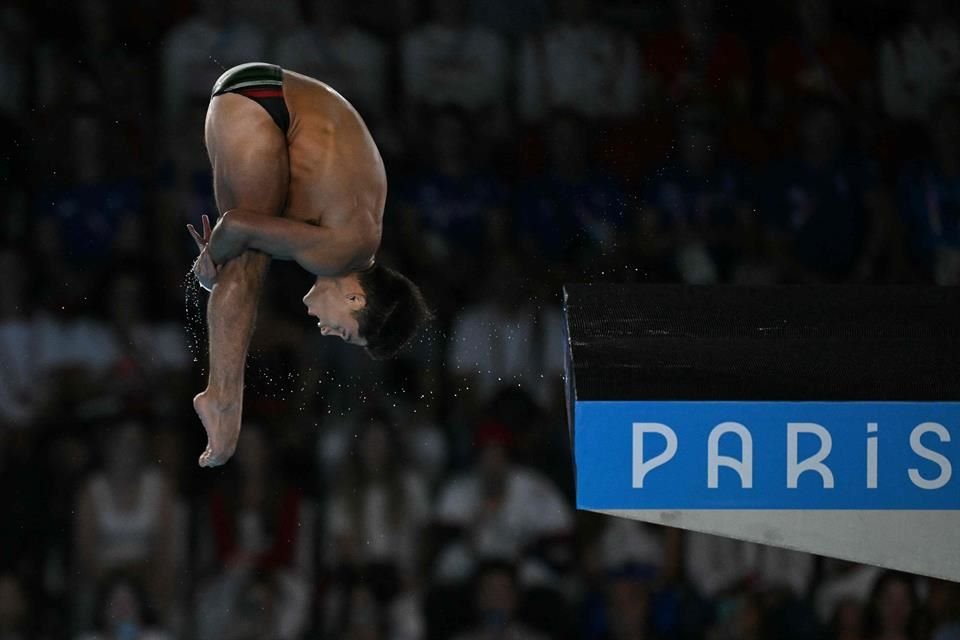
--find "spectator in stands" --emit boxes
[197,423,316,574]
[517,0,642,122]
[233,0,300,43]
[595,519,668,580]
[30,1,149,181]
[764,0,876,155]
[160,0,266,127]
[708,590,769,640]
[396,107,508,291]
[896,95,960,283]
[478,386,569,495]
[149,424,192,632]
[326,411,429,575]
[0,249,44,428]
[26,216,124,410]
[591,566,655,640]
[341,0,420,38]
[452,560,551,640]
[432,417,573,585]
[684,534,814,601]
[377,362,449,487]
[400,0,510,127]
[863,571,922,640]
[642,109,754,283]
[0,572,30,640]
[766,0,874,113]
[274,0,389,121]
[322,411,429,639]
[73,0,152,171]
[75,572,173,640]
[195,423,315,636]
[468,0,549,42]
[758,99,892,282]
[879,0,960,123]
[331,582,389,640]
[826,597,867,640]
[814,562,881,631]
[925,578,960,640]
[35,431,92,636]
[196,567,310,640]
[34,103,145,270]
[316,386,448,491]
[73,419,177,630]
[0,5,30,121]
[100,273,192,411]
[644,0,750,115]
[515,110,627,268]
[581,518,680,640]
[446,259,565,414]
[0,429,47,589]
[604,203,681,285]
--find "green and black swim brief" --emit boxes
[211,62,289,134]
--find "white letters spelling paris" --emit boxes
[632,422,952,490]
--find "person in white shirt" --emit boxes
[101,274,192,383]
[517,0,643,122]
[433,419,573,584]
[326,416,430,579]
[684,532,814,599]
[323,414,430,639]
[0,249,42,429]
[879,0,960,122]
[73,420,177,630]
[400,0,510,115]
[447,262,564,412]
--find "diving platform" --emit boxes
[563,284,960,581]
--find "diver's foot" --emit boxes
[193,390,241,467]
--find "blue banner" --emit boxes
[575,401,959,510]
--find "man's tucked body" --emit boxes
[193,65,387,467]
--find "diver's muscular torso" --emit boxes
[281,69,386,262]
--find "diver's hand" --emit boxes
[188,215,219,292]
[192,247,219,291]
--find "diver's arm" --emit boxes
[207,208,374,275]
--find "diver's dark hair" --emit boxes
[356,263,430,359]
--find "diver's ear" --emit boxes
[346,293,367,309]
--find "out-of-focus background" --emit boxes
[1,0,959,638]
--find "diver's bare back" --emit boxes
[281,70,386,266]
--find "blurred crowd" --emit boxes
[2,0,960,638]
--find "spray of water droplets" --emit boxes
[182,268,310,403]
[182,270,208,375]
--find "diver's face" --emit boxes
[302,277,368,346]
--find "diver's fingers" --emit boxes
[187,224,205,249]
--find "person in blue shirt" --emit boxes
[759,99,891,283]
[515,110,627,270]
[395,106,508,287]
[642,112,754,282]
[896,95,960,284]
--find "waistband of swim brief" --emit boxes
[212,63,283,97]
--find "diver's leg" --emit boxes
[195,91,288,467]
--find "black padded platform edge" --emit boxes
[563,284,960,402]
